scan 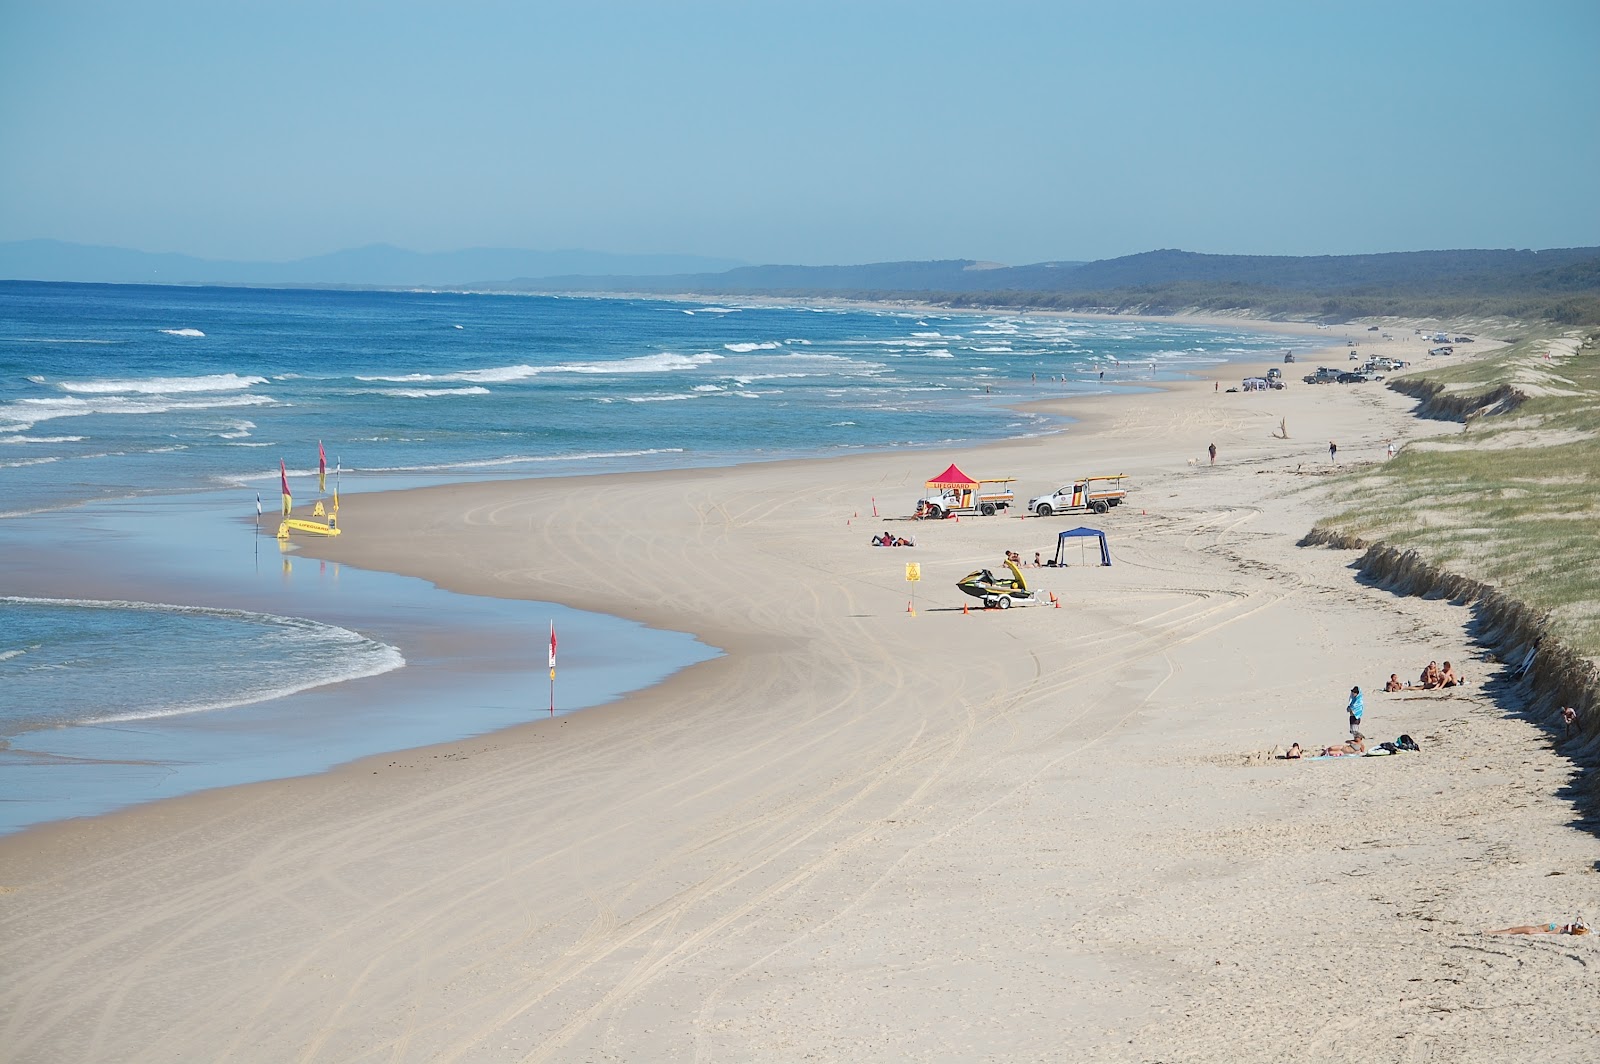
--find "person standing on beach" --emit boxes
[1208,442,1217,466]
[1347,686,1364,737]
[1387,440,1397,460]
[1329,440,1338,462]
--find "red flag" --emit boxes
[318,441,327,494]
[280,458,292,515]
[548,621,557,678]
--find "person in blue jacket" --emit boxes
[1347,686,1365,737]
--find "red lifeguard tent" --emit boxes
[926,463,978,490]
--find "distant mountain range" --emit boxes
[523,247,1600,297]
[0,240,746,287]
[5,239,1597,324]
[519,247,1600,325]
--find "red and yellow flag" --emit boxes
[318,441,327,494]
[280,458,292,515]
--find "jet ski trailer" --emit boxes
[955,558,1047,609]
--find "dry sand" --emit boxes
[2,330,1595,1063]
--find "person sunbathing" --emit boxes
[1283,743,1303,759]
[1438,661,1461,687]
[1485,918,1589,936]
[1384,673,1405,692]
[1419,661,1441,689]
[1318,734,1367,757]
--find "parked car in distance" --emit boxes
[1367,325,1379,331]
[1454,336,1475,343]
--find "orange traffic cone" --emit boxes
[907,600,916,616]
[962,602,969,615]
[1053,594,1062,609]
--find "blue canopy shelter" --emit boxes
[1054,526,1111,567]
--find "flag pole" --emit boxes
[548,620,557,716]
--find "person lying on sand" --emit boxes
[1317,734,1367,757]
[1283,743,1303,759]
[1385,673,1405,693]
[1438,661,1461,687]
[1485,918,1589,936]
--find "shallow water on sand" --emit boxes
[0,492,717,835]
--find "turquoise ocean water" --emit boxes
[0,281,1318,832]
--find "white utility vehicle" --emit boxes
[916,479,1015,518]
[1028,474,1129,516]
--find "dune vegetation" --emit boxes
[1316,328,1600,660]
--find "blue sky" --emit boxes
[2,0,1596,265]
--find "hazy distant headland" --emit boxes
[0,240,746,288]
[4,239,1597,325]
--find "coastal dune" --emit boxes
[2,347,1594,1062]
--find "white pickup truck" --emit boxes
[1027,474,1128,516]
[916,480,1015,518]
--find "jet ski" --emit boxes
[956,558,1044,609]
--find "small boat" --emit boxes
[956,558,1044,609]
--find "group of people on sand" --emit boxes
[870,533,915,547]
[1284,734,1368,759]
[1383,660,1463,691]
[1281,684,1423,759]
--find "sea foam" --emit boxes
[58,373,265,394]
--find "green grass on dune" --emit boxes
[1318,330,1600,658]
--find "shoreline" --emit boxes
[0,325,1437,832]
[6,324,1589,1061]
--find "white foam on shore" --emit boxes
[1,596,405,725]
[723,341,781,353]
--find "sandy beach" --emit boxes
[2,327,1594,1062]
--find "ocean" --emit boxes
[0,281,1318,832]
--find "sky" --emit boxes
[2,0,1597,266]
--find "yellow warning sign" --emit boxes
[905,562,922,582]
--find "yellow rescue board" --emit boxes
[277,518,341,539]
